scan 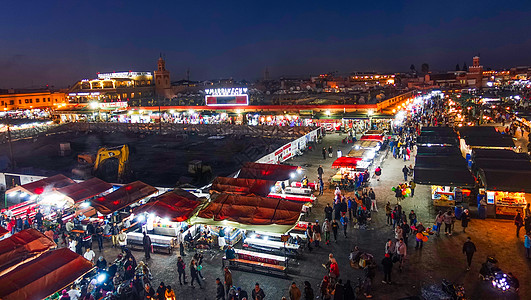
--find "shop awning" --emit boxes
[415,155,469,169]
[473,158,531,172]
[332,157,363,169]
[6,174,75,196]
[414,167,476,187]
[56,177,113,203]
[238,162,300,181]
[416,146,462,156]
[463,136,514,148]
[211,177,276,197]
[416,135,458,146]
[0,248,94,300]
[420,127,457,137]
[457,126,499,137]
[472,149,530,160]
[134,189,202,222]
[89,181,158,215]
[191,193,303,234]
[479,169,531,193]
[360,135,384,142]
[0,229,56,276]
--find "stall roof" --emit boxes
[472,149,530,160]
[416,135,458,146]
[347,148,371,158]
[414,167,476,187]
[0,227,7,238]
[134,189,201,222]
[352,140,381,149]
[420,127,457,137]
[360,135,384,142]
[332,157,363,169]
[479,169,531,193]
[0,229,56,276]
[0,248,94,300]
[56,177,113,203]
[89,181,158,215]
[211,177,276,197]
[6,174,75,195]
[415,155,469,169]
[473,158,531,172]
[416,146,462,156]
[238,162,300,181]
[457,126,499,138]
[463,136,514,148]
[191,193,303,234]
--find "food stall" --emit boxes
[331,157,371,186]
[352,140,381,152]
[479,169,531,217]
[431,186,472,207]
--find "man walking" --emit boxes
[317,165,324,179]
[177,229,186,256]
[177,256,187,285]
[322,219,331,245]
[515,212,524,237]
[324,204,333,221]
[402,165,409,181]
[331,219,339,242]
[322,148,326,160]
[462,237,477,271]
[369,188,377,212]
[224,267,232,297]
[381,253,393,284]
[142,231,152,259]
[95,223,104,252]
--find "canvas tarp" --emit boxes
[56,177,113,203]
[90,181,158,215]
[360,135,384,141]
[134,189,202,222]
[479,169,531,193]
[0,228,56,276]
[0,227,7,238]
[238,162,299,181]
[472,149,530,160]
[332,157,363,169]
[191,193,303,234]
[416,146,461,156]
[0,248,93,300]
[211,177,276,197]
[415,155,469,169]
[414,167,476,187]
[6,174,75,196]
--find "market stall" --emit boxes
[56,177,113,204]
[237,162,300,182]
[211,177,276,197]
[331,157,371,188]
[0,248,94,300]
[478,169,531,217]
[89,181,158,216]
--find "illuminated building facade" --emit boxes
[0,90,67,111]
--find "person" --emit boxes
[382,253,393,284]
[525,203,531,218]
[322,147,326,160]
[83,247,96,263]
[75,233,83,255]
[414,222,425,249]
[525,232,531,258]
[322,219,331,245]
[68,237,77,253]
[59,289,71,300]
[461,209,470,233]
[374,166,381,181]
[332,279,344,299]
[218,227,227,250]
[224,267,233,296]
[34,209,43,230]
[165,286,176,300]
[236,287,248,300]
[369,188,377,212]
[67,285,81,300]
[216,278,226,300]
[155,282,166,300]
[317,165,324,179]
[143,231,152,259]
[385,239,395,255]
[252,283,265,300]
[324,204,333,221]
[443,210,453,236]
[177,256,187,285]
[117,229,127,252]
[385,202,392,226]
[145,283,155,299]
[328,146,333,158]
[110,223,119,248]
[289,282,301,300]
[435,211,444,236]
[408,210,417,226]
[394,225,403,240]
[394,186,403,203]
[301,176,309,188]
[190,259,202,288]
[303,281,314,300]
[306,223,313,252]
[462,236,477,271]
[515,211,524,237]
[95,256,107,271]
[95,224,104,252]
[177,229,186,256]
[409,180,416,197]
[396,238,407,271]
[226,244,236,259]
[319,276,330,300]
[331,219,339,242]
[402,165,409,181]
[340,215,348,238]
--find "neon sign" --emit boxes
[205,88,249,106]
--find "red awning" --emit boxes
[7,174,75,195]
[238,162,300,181]
[89,181,158,215]
[211,177,276,197]
[134,189,202,222]
[332,157,363,169]
[56,177,113,203]
[0,227,7,238]
[360,135,384,141]
[0,248,94,300]
[197,193,303,226]
[0,228,56,276]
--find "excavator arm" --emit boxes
[93,145,129,181]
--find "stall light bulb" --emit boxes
[97,273,106,283]
[290,173,296,178]
[137,215,146,222]
[80,202,90,209]
[297,168,302,174]
[30,195,38,201]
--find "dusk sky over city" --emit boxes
[1,0,531,88]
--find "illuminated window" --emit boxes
[36,99,40,103]
[9,100,14,105]
[18,100,21,104]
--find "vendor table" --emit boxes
[234,249,287,265]
[244,237,300,251]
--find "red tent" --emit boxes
[90,181,158,215]
[0,228,56,276]
[238,162,300,181]
[211,177,276,197]
[332,157,363,169]
[56,177,113,203]
[134,189,202,222]
[195,193,303,229]
[0,227,7,238]
[360,135,384,142]
[0,248,94,300]
[6,174,75,196]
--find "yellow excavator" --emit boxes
[77,145,129,182]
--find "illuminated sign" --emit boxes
[97,72,152,80]
[99,102,128,109]
[205,88,249,106]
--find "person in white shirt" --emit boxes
[84,247,96,263]
[68,238,77,253]
[67,285,81,300]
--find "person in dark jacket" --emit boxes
[155,282,166,300]
[95,224,104,252]
[333,202,342,220]
[303,281,314,300]
[143,232,152,259]
[144,283,155,299]
[332,279,344,300]
[515,212,524,237]
[402,165,409,181]
[382,253,393,284]
[236,287,248,300]
[462,237,477,271]
[324,204,333,221]
[251,283,265,300]
[177,256,187,285]
[343,280,355,299]
[461,209,470,233]
[215,278,225,300]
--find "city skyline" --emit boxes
[1,0,531,88]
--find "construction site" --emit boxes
[0,122,315,188]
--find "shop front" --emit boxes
[479,169,531,217]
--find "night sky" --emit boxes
[1,0,531,88]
